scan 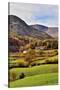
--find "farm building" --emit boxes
[35,46,47,50]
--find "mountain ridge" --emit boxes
[8,15,53,39]
[30,24,58,38]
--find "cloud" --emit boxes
[31,4,58,26]
[9,2,58,27]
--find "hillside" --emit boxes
[8,15,52,39]
[30,24,58,38]
[30,24,48,32]
[46,27,58,38]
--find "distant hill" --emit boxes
[30,24,58,38]
[46,27,58,38]
[8,15,52,40]
[30,24,48,32]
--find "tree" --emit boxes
[25,49,35,67]
[11,72,16,81]
[30,43,35,49]
[52,40,58,49]
[39,50,43,56]
[37,40,42,46]
[42,40,47,46]
[19,73,25,79]
[25,54,32,67]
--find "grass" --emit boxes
[9,72,58,87]
[10,64,58,80]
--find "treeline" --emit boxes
[9,34,58,52]
[22,39,58,51]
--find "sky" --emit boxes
[9,2,58,27]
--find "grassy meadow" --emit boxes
[10,73,58,87]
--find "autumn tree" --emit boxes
[25,49,35,67]
[11,72,16,81]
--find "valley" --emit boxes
[8,15,58,87]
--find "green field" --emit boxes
[10,64,58,79]
[10,73,58,87]
[9,64,58,87]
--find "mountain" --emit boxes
[30,24,48,32]
[30,24,58,38]
[8,15,52,39]
[46,27,58,38]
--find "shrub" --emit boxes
[31,63,36,66]
[11,72,16,81]
[37,63,40,65]
[19,73,25,79]
[45,59,50,64]
[45,56,58,64]
[39,50,43,56]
